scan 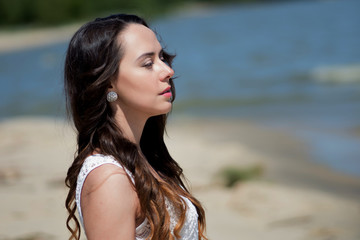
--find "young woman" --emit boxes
[64,14,207,240]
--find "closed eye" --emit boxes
[143,60,154,68]
[139,48,171,69]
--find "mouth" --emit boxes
[160,86,171,95]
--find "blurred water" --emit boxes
[156,0,360,176]
[156,0,360,115]
[0,0,359,175]
[0,43,67,116]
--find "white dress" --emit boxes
[76,154,199,240]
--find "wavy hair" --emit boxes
[64,14,206,240]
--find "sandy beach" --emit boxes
[0,116,359,240]
[0,24,82,54]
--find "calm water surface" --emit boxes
[0,0,359,175]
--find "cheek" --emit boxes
[116,72,155,102]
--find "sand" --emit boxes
[0,24,81,54]
[0,116,359,240]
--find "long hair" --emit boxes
[64,14,206,240]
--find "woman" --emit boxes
[64,14,207,240]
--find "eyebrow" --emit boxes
[136,49,164,62]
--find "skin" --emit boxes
[81,23,175,239]
[110,23,174,144]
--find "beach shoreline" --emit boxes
[0,2,214,55]
[167,116,360,200]
[0,23,81,54]
[1,116,359,240]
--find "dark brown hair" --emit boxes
[64,14,206,240]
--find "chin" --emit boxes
[152,104,172,116]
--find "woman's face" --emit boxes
[111,23,174,118]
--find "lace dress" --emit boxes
[76,154,199,240]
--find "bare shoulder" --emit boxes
[82,163,132,194]
[81,163,138,239]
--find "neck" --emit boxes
[113,107,148,145]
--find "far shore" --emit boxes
[0,23,81,54]
[0,2,214,54]
[0,116,359,240]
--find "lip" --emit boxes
[159,86,171,95]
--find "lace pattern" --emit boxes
[75,154,199,240]
[166,197,199,240]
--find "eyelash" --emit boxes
[144,61,154,68]
[143,56,166,69]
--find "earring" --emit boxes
[106,91,118,102]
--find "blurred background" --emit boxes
[0,0,360,239]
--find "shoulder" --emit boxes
[80,155,139,239]
[79,154,134,196]
[82,159,131,195]
[77,154,134,187]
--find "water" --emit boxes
[0,0,359,176]
[0,43,68,116]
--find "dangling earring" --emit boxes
[107,91,118,102]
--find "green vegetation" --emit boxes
[0,0,260,28]
[218,164,264,188]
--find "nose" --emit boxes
[159,61,174,82]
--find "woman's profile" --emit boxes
[64,14,207,240]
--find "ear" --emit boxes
[108,82,115,91]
